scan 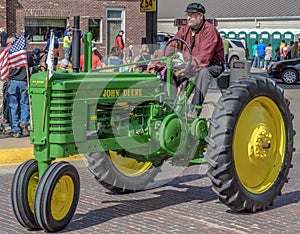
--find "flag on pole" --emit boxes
[46,30,55,79]
[0,33,27,81]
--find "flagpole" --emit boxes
[26,66,33,131]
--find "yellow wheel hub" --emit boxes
[27,172,39,213]
[233,96,285,194]
[51,175,74,220]
[109,151,153,177]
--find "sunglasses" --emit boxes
[185,12,201,18]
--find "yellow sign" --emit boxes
[140,0,156,12]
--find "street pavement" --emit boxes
[1,68,300,233]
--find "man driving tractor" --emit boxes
[150,2,225,116]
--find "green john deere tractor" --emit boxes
[11,18,295,232]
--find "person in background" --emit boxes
[133,44,152,72]
[115,30,125,59]
[282,43,289,60]
[264,43,272,70]
[275,44,281,61]
[241,37,247,58]
[286,40,294,60]
[127,45,134,63]
[0,27,8,49]
[104,46,123,72]
[7,66,31,138]
[280,39,286,60]
[256,39,266,68]
[63,31,72,61]
[222,35,229,71]
[291,40,299,59]
[251,40,258,68]
[54,43,59,70]
[58,59,69,70]
[80,47,102,71]
[64,26,72,37]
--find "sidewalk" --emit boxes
[0,133,83,165]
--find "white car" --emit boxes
[227,39,246,68]
[157,32,174,48]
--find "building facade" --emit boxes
[0,0,146,57]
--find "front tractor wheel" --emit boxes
[34,162,80,232]
[206,77,294,212]
[11,159,41,230]
[85,151,162,193]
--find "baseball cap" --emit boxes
[185,2,206,14]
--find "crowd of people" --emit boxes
[250,38,300,70]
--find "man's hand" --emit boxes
[175,66,190,79]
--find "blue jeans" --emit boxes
[257,55,265,68]
[7,80,30,133]
[252,56,258,67]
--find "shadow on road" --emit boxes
[63,173,217,232]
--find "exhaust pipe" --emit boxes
[72,16,81,72]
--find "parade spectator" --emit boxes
[64,26,72,37]
[149,2,224,117]
[291,40,299,59]
[58,59,69,70]
[80,47,102,71]
[282,43,289,60]
[7,66,30,138]
[241,37,247,58]
[286,41,294,60]
[222,35,229,70]
[115,30,125,59]
[127,45,134,63]
[63,31,72,61]
[256,39,266,68]
[280,39,286,60]
[251,40,258,67]
[54,43,59,70]
[275,44,281,61]
[264,43,272,70]
[0,27,8,48]
[104,46,123,72]
[133,44,152,71]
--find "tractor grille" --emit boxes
[49,90,75,136]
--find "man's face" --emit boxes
[185,12,204,28]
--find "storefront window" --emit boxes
[88,18,102,43]
[25,18,67,42]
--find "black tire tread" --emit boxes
[205,76,294,212]
[85,152,162,194]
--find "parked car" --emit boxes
[157,32,174,48]
[227,39,246,68]
[267,58,300,84]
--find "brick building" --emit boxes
[0,0,146,58]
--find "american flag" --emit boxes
[0,33,27,81]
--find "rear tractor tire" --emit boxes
[85,151,162,194]
[206,76,294,212]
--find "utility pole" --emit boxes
[140,0,157,52]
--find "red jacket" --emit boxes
[172,20,224,72]
[115,35,124,50]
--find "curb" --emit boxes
[0,147,83,166]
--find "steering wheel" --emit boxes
[163,38,193,71]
